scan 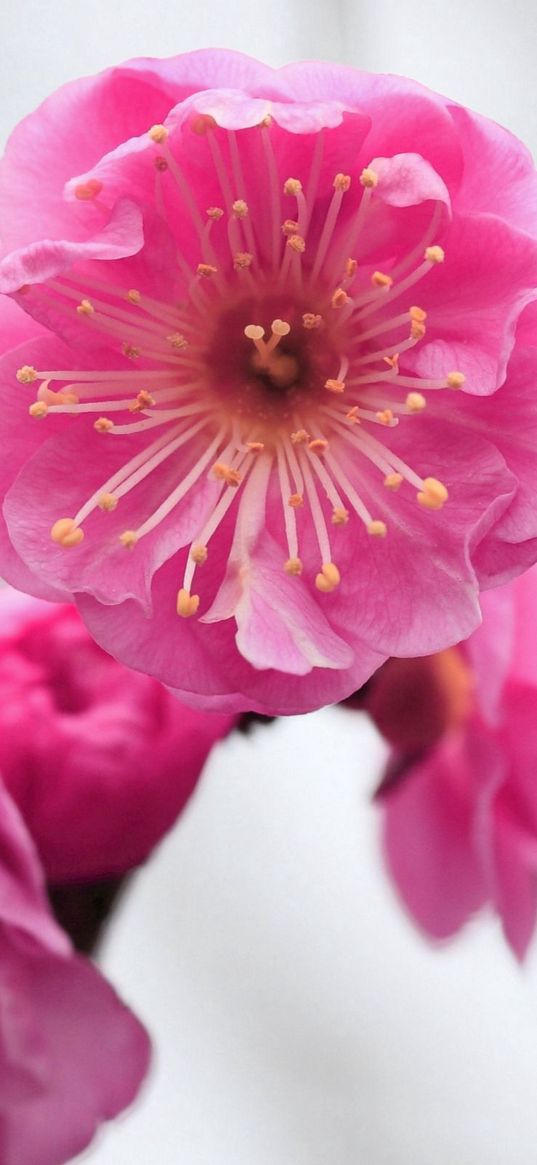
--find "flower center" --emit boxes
[17,118,465,619]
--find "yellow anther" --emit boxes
[94,417,114,433]
[190,114,216,135]
[177,588,200,617]
[332,507,349,525]
[288,493,304,508]
[447,371,465,389]
[345,258,358,278]
[308,438,328,454]
[247,441,265,453]
[76,298,94,316]
[244,324,265,341]
[360,168,378,188]
[190,544,208,565]
[367,520,387,537]
[283,178,302,196]
[284,557,303,575]
[331,288,349,309]
[167,332,188,350]
[287,234,306,254]
[302,313,322,329]
[425,245,445,264]
[409,305,427,323]
[154,156,168,172]
[206,206,224,220]
[98,493,118,512]
[384,472,403,491]
[325,378,345,394]
[384,353,400,369]
[282,219,299,236]
[126,289,141,304]
[334,173,351,191]
[119,530,138,549]
[290,429,309,445]
[232,199,249,218]
[128,390,155,412]
[74,179,102,200]
[197,263,218,278]
[315,562,341,593]
[16,365,37,384]
[234,252,253,269]
[376,409,394,425]
[371,271,393,289]
[271,319,291,337]
[417,477,449,510]
[123,344,140,360]
[410,320,427,341]
[346,407,361,423]
[50,518,84,548]
[212,462,242,487]
[148,124,168,143]
[29,401,48,418]
[406,392,427,413]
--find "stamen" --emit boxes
[177,589,200,618]
[50,518,84,548]
[417,477,449,510]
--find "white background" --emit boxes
[1,3,537,1163]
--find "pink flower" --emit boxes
[0,585,235,884]
[1,51,537,714]
[365,565,537,958]
[0,778,150,1165]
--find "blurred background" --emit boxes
[1,2,537,1162]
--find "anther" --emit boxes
[371,271,393,289]
[232,199,249,218]
[126,289,141,304]
[197,263,218,278]
[384,473,403,491]
[74,179,102,200]
[334,173,351,192]
[417,477,449,510]
[16,365,37,384]
[98,493,118,511]
[376,409,394,425]
[315,562,341,593]
[129,390,155,412]
[331,289,349,309]
[325,378,345,394]
[284,557,303,575]
[244,324,265,342]
[50,518,84,548]
[148,124,168,143]
[409,305,427,322]
[367,520,388,537]
[119,530,138,549]
[177,588,200,617]
[360,168,378,188]
[345,258,358,278]
[94,417,114,433]
[302,313,322,329]
[346,407,361,423]
[332,507,349,525]
[167,332,188,350]
[447,372,465,389]
[207,206,224,220]
[271,320,291,337]
[212,462,241,487]
[406,392,426,412]
[76,299,94,316]
[29,401,48,418]
[425,245,445,263]
[123,344,140,360]
[283,178,302,196]
[247,441,265,453]
[282,219,299,236]
[190,544,208,565]
[234,252,253,269]
[287,234,306,254]
[384,354,399,369]
[308,439,328,454]
[288,493,304,508]
[290,430,309,445]
[410,320,426,340]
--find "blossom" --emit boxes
[0,778,150,1165]
[0,585,235,884]
[1,53,537,714]
[364,565,537,958]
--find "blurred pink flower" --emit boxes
[1,51,537,713]
[0,585,235,884]
[0,777,149,1165]
[366,565,537,958]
